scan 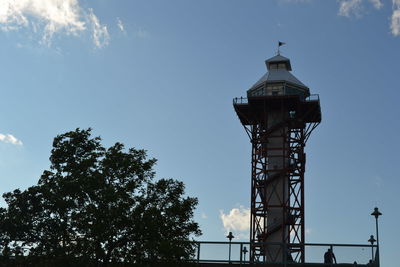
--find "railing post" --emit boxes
[249,241,253,264]
[197,242,200,263]
[330,245,334,267]
[240,243,243,265]
[228,241,232,264]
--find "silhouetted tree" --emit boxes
[0,128,201,265]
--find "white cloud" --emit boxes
[0,0,109,48]
[220,206,250,233]
[391,0,400,35]
[0,133,23,146]
[338,0,383,17]
[220,207,312,241]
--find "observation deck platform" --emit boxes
[233,94,321,125]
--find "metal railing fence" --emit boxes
[0,240,377,266]
[192,241,376,266]
[233,94,320,105]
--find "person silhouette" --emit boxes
[324,248,337,264]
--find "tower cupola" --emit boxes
[247,54,310,98]
[265,54,292,71]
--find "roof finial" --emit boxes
[277,41,286,55]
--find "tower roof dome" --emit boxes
[249,54,308,91]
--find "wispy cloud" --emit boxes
[374,175,383,188]
[282,0,399,37]
[117,17,125,33]
[277,0,312,3]
[0,0,109,48]
[371,0,384,9]
[338,0,383,17]
[88,8,109,48]
[391,0,400,35]
[135,27,150,39]
[0,133,23,146]
[338,0,363,17]
[337,0,400,37]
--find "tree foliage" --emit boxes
[0,128,201,265]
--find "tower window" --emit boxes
[278,63,286,69]
[267,84,283,96]
[250,86,265,96]
[270,64,278,69]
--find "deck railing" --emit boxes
[0,239,376,266]
[192,241,376,266]
[233,94,320,105]
[233,96,248,105]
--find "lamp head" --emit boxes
[371,207,382,219]
[226,232,234,241]
[368,235,376,244]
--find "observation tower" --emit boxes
[233,53,321,263]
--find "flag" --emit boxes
[279,41,286,47]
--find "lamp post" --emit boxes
[371,207,382,266]
[227,232,234,264]
[368,235,376,261]
[242,246,248,262]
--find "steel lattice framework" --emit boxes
[234,96,321,263]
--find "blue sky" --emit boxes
[0,0,399,266]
